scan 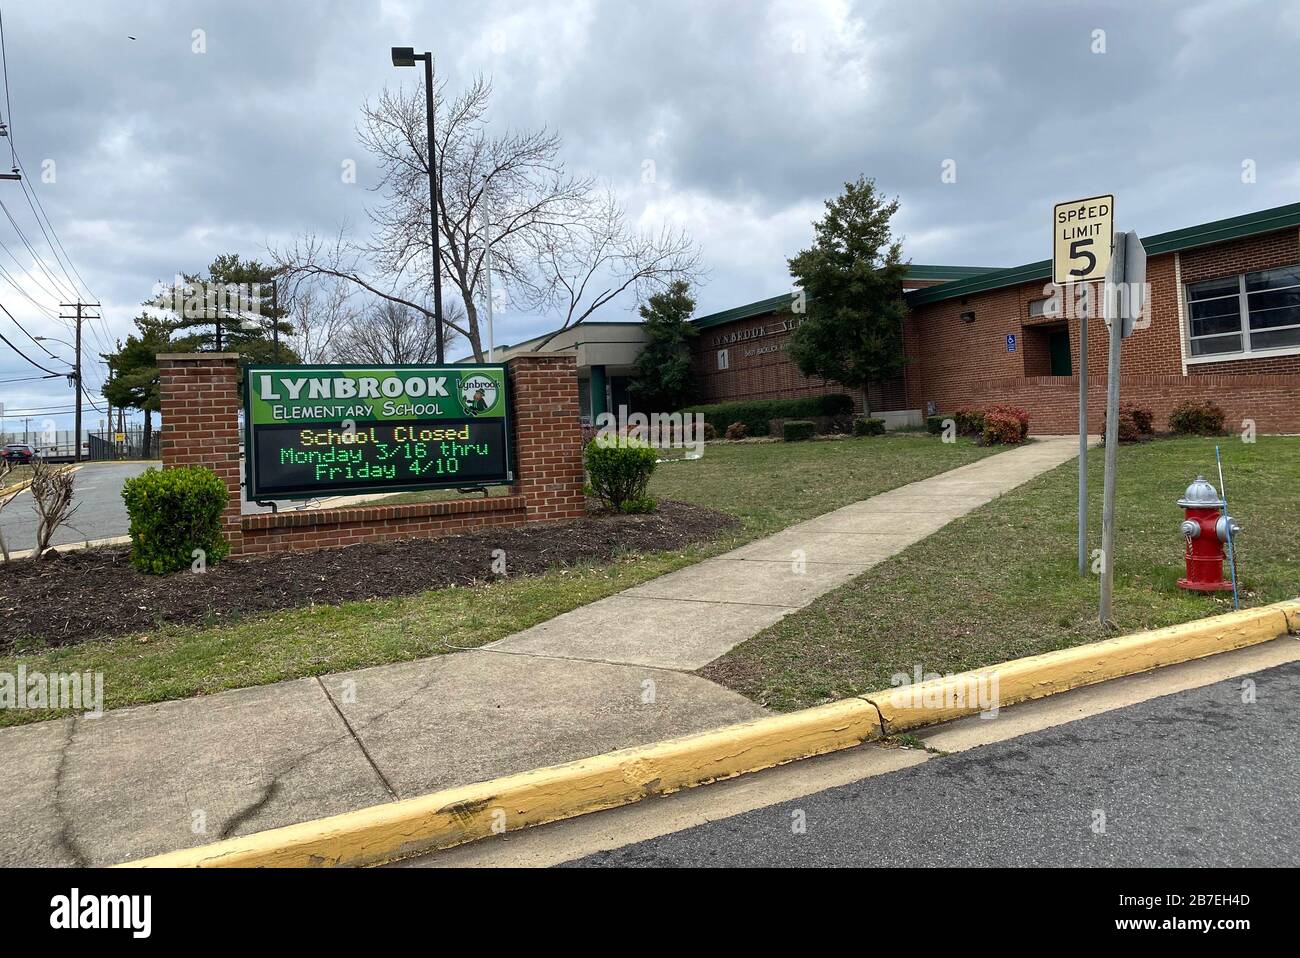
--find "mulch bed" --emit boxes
[0,499,737,652]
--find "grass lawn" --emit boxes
[0,433,995,724]
[0,463,36,495]
[698,436,1300,712]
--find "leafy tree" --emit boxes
[148,253,301,397]
[786,176,909,416]
[629,280,698,412]
[150,253,293,357]
[103,314,176,455]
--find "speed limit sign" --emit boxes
[1052,194,1113,284]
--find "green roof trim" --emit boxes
[906,201,1300,307]
[690,264,999,330]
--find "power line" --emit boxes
[0,296,70,365]
[0,198,78,303]
[0,371,57,385]
[0,323,63,374]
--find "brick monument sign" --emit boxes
[156,353,585,557]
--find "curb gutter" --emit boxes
[120,598,1299,868]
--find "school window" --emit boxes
[717,348,729,370]
[1186,264,1300,358]
[1028,298,1049,318]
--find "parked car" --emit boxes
[1,443,38,464]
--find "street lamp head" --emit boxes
[391,46,417,67]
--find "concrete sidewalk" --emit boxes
[0,437,1084,866]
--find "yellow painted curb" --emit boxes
[868,599,1299,733]
[120,696,884,868]
[119,598,1298,868]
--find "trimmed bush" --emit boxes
[725,421,748,440]
[701,422,717,442]
[123,466,231,575]
[1169,400,1226,436]
[986,404,1030,441]
[681,394,854,437]
[782,419,816,442]
[584,436,659,512]
[1103,403,1155,443]
[981,411,1027,445]
[925,414,950,435]
[1130,405,1155,436]
[852,416,886,436]
[953,407,986,436]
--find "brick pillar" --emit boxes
[507,352,586,523]
[157,353,243,555]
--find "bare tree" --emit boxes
[286,274,358,363]
[276,72,702,362]
[30,461,79,560]
[524,188,704,351]
[332,299,463,365]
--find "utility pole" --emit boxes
[59,301,100,463]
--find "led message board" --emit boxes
[243,364,511,500]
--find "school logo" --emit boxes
[458,374,500,416]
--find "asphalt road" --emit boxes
[0,461,154,551]
[569,660,1300,867]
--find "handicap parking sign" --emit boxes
[1006,333,1017,352]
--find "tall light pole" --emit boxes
[391,45,445,364]
[482,194,495,363]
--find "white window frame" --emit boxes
[1184,263,1300,364]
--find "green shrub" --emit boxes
[953,407,986,435]
[782,419,816,442]
[584,436,658,512]
[852,416,886,436]
[725,421,748,440]
[925,414,950,435]
[701,422,717,442]
[1169,400,1226,435]
[122,466,231,575]
[981,411,1026,445]
[680,394,853,436]
[617,495,658,515]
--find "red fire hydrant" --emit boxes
[1177,476,1240,592]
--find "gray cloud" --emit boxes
[0,0,1296,424]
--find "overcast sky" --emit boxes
[1,0,1297,430]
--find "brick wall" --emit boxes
[239,496,527,555]
[157,352,585,558]
[505,353,587,523]
[689,313,868,412]
[903,228,1300,432]
[158,353,244,554]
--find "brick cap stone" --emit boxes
[157,352,241,361]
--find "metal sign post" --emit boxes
[1053,195,1114,578]
[1098,228,1147,625]
[1098,231,1126,625]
